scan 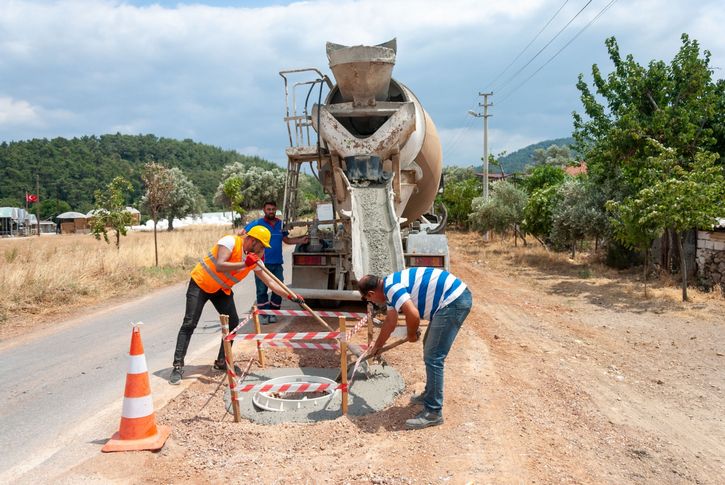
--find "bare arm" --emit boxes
[214,244,247,272]
[283,235,309,245]
[373,308,399,351]
[400,300,421,342]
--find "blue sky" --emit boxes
[1,0,723,167]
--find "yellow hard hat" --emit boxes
[247,225,271,248]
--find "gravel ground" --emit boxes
[63,232,725,484]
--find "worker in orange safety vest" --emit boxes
[169,225,303,384]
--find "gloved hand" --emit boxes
[288,293,305,305]
[244,253,260,267]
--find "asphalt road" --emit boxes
[0,273,260,483]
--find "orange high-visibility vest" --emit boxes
[190,236,254,295]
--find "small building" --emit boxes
[696,218,725,292]
[56,211,89,234]
[0,207,20,236]
[125,207,141,225]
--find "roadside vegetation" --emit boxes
[448,34,724,301]
[0,226,225,334]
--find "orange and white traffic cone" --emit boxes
[102,324,171,453]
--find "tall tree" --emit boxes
[159,167,205,231]
[90,176,134,249]
[214,163,286,212]
[141,162,174,266]
[573,34,724,273]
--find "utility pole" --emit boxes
[468,92,493,241]
[36,174,40,236]
[468,92,493,200]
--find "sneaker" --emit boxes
[410,393,425,406]
[405,410,444,430]
[267,314,278,324]
[169,366,183,385]
[257,315,269,325]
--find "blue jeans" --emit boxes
[421,287,472,413]
[255,263,283,309]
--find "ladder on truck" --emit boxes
[279,69,332,223]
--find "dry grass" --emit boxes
[0,226,234,333]
[449,231,723,312]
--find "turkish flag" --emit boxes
[26,193,38,203]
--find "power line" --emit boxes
[494,0,594,94]
[497,0,617,105]
[488,0,571,91]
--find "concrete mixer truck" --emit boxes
[279,39,448,302]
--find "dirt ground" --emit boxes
[66,232,724,484]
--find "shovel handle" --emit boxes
[256,261,334,332]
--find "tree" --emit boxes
[573,34,724,273]
[90,176,134,249]
[550,178,603,258]
[469,181,528,243]
[521,164,567,194]
[38,198,71,220]
[522,185,562,245]
[532,145,574,166]
[438,176,480,229]
[159,167,205,231]
[214,163,286,213]
[141,162,174,266]
[222,176,245,223]
[611,147,724,300]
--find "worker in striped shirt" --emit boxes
[358,267,472,429]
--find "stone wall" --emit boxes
[696,231,725,290]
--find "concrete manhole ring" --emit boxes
[253,375,337,412]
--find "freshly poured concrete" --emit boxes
[225,365,405,424]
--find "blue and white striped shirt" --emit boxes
[383,268,468,320]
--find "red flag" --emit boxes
[26,193,38,203]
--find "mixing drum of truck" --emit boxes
[279,39,449,302]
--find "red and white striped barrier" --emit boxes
[255,309,367,319]
[234,381,343,393]
[261,341,340,350]
[232,331,341,341]
[345,315,368,340]
[224,312,256,341]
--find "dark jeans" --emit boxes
[172,278,240,367]
[255,263,283,309]
[421,287,473,413]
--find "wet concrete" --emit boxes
[226,365,405,424]
[351,186,404,277]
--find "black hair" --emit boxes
[357,275,380,299]
[263,201,277,207]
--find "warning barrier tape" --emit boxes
[345,315,368,340]
[261,341,340,350]
[255,309,367,318]
[232,331,341,341]
[223,311,256,341]
[234,382,346,393]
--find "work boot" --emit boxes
[409,392,425,406]
[213,360,242,375]
[169,365,183,385]
[405,410,444,430]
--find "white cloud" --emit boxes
[0,97,41,126]
[0,0,722,158]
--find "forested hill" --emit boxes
[0,134,278,212]
[495,137,577,174]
